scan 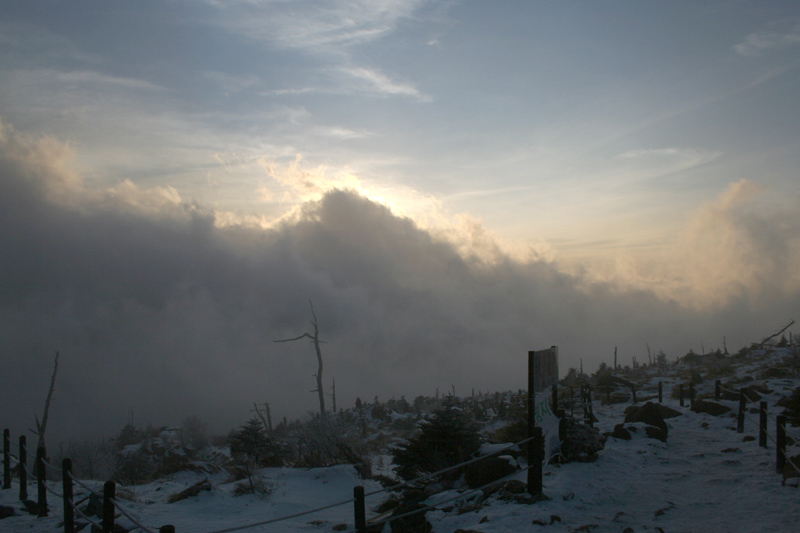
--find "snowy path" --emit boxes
[429,399,800,533]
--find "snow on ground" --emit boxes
[2,348,799,532]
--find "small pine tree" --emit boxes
[229,418,283,468]
[392,402,482,481]
[115,423,142,451]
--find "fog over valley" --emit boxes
[1,121,798,443]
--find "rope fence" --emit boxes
[3,372,797,532]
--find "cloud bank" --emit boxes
[1,121,798,443]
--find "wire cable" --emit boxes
[111,498,158,533]
[202,496,356,533]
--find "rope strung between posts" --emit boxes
[200,433,542,532]
[201,496,357,533]
[370,461,535,529]
[21,461,64,500]
[111,497,158,533]
[67,471,103,496]
[40,458,62,472]
[739,411,800,474]
[364,434,538,498]
[717,384,760,402]
[69,499,103,531]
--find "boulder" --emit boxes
[0,505,17,520]
[611,424,632,441]
[644,425,668,442]
[465,456,517,489]
[691,399,732,417]
[624,402,668,433]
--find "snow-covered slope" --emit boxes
[2,346,799,532]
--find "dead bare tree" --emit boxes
[30,351,59,455]
[758,319,796,348]
[274,301,327,419]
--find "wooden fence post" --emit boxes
[689,383,695,405]
[776,415,787,474]
[63,458,74,533]
[679,384,684,407]
[586,387,594,428]
[2,429,9,489]
[528,426,544,496]
[19,435,27,501]
[759,402,767,448]
[736,390,746,434]
[354,485,366,533]
[715,380,721,401]
[527,351,536,494]
[658,381,663,403]
[36,446,48,517]
[103,480,115,533]
[631,387,637,405]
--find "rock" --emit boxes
[644,425,668,442]
[623,402,669,441]
[691,399,732,416]
[0,505,17,519]
[656,405,683,419]
[167,478,212,503]
[499,479,527,495]
[465,456,517,489]
[611,424,632,440]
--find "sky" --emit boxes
[1,1,799,442]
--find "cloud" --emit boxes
[341,66,431,101]
[206,0,425,51]
[1,123,798,447]
[734,24,800,56]
[204,0,432,101]
[582,179,800,311]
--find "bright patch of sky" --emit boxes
[1,0,799,280]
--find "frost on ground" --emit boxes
[1,346,799,533]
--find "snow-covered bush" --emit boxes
[392,402,482,482]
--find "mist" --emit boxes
[1,121,797,445]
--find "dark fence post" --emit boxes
[354,485,366,533]
[19,435,27,501]
[658,381,663,403]
[679,384,684,407]
[527,351,536,493]
[586,387,594,428]
[63,458,74,533]
[759,402,767,448]
[736,390,746,434]
[689,382,695,405]
[631,387,637,404]
[715,380,721,401]
[528,426,543,495]
[3,429,9,489]
[36,446,48,517]
[776,415,787,474]
[103,480,115,533]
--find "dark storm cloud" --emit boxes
[0,123,797,444]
